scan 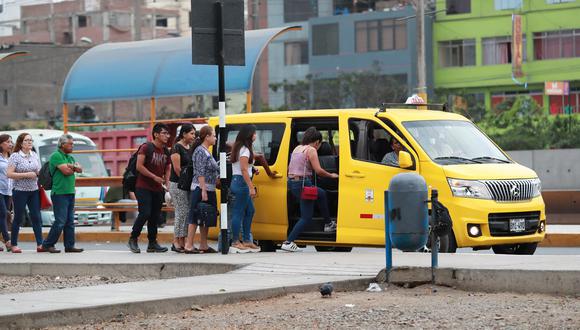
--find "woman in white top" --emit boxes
[0,134,13,251]
[7,133,44,253]
[229,125,260,253]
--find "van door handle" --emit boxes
[346,172,365,178]
[271,173,283,179]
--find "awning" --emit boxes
[61,26,299,103]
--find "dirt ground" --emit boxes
[0,275,153,294]
[52,284,579,330]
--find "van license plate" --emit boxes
[509,218,526,232]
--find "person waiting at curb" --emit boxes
[0,134,13,252]
[41,134,84,253]
[282,127,338,252]
[229,125,260,253]
[7,133,44,253]
[128,123,171,253]
[183,125,219,254]
[169,124,196,253]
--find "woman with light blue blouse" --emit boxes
[0,134,13,252]
[7,133,44,253]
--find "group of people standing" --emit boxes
[128,123,339,254]
[0,132,84,253]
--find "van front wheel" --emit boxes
[492,242,538,255]
[315,246,353,252]
[425,229,457,253]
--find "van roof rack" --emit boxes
[377,103,448,113]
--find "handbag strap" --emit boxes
[301,146,317,188]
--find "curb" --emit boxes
[539,233,580,247]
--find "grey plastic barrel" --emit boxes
[387,173,429,252]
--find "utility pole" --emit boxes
[49,0,55,43]
[251,0,260,112]
[416,0,427,102]
[133,0,142,41]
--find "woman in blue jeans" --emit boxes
[0,134,14,251]
[7,133,44,253]
[282,127,338,252]
[229,125,260,253]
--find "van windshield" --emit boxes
[38,145,109,177]
[402,120,511,165]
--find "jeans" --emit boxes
[0,194,10,242]
[43,194,75,249]
[131,188,164,242]
[287,179,330,243]
[230,175,255,243]
[12,190,43,246]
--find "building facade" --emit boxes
[433,0,580,114]
[266,0,433,109]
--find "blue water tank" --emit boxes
[387,173,429,252]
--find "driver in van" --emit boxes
[381,137,403,167]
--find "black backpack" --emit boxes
[38,161,55,190]
[122,142,169,193]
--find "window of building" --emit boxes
[446,0,470,14]
[491,91,544,110]
[0,1,4,14]
[438,39,476,67]
[284,41,309,65]
[549,91,579,115]
[284,0,318,23]
[78,15,88,27]
[355,19,407,53]
[534,29,580,60]
[482,36,527,65]
[2,89,7,106]
[156,16,168,27]
[312,23,339,56]
[546,0,575,4]
[494,0,522,9]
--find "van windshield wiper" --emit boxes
[471,156,511,163]
[433,156,480,164]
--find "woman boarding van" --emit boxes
[0,129,112,226]
[207,107,545,255]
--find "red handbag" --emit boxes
[300,150,318,200]
[39,186,52,210]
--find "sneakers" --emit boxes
[147,241,168,253]
[64,247,84,253]
[242,242,261,253]
[128,238,140,253]
[281,241,301,252]
[324,220,337,232]
[229,242,250,254]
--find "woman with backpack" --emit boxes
[168,124,196,253]
[0,134,13,251]
[229,125,260,253]
[7,133,44,253]
[183,125,219,254]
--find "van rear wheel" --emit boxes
[314,246,352,252]
[492,242,538,255]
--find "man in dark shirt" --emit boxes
[128,123,171,253]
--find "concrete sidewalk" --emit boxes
[0,250,579,328]
[16,224,580,247]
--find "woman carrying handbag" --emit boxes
[0,134,13,251]
[282,127,338,252]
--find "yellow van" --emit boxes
[208,108,545,255]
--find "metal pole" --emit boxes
[216,1,229,255]
[134,0,142,41]
[430,189,439,284]
[384,190,392,283]
[246,91,252,113]
[63,103,69,133]
[251,0,260,112]
[416,0,427,102]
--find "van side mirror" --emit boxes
[398,151,413,169]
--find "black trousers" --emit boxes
[130,188,164,242]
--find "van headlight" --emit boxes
[531,178,542,197]
[447,178,492,200]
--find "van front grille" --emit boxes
[488,211,540,236]
[482,179,536,202]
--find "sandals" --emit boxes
[171,244,185,253]
[183,247,200,254]
[199,246,217,254]
[11,246,22,253]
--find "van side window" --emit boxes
[348,118,402,167]
[222,123,285,165]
